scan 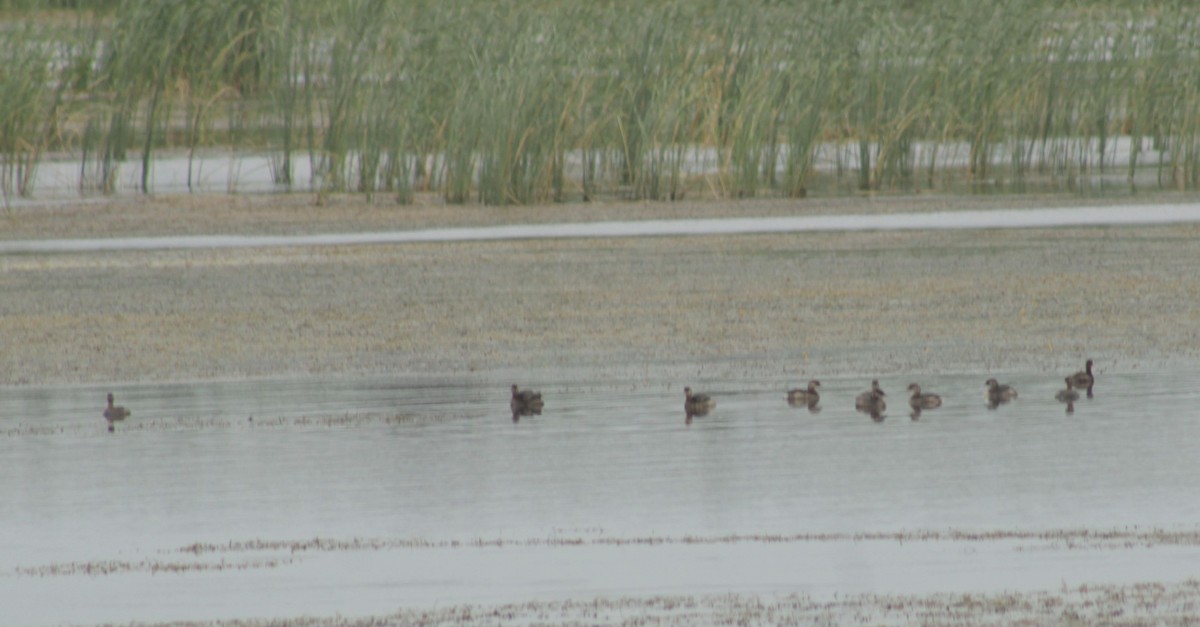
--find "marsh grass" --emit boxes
[0,15,57,199]
[5,1,1200,203]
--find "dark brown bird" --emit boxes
[907,383,943,409]
[103,392,131,433]
[684,386,715,413]
[787,380,821,405]
[510,384,544,422]
[855,380,887,413]
[985,378,1018,403]
[1069,359,1095,398]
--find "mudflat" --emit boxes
[3,193,1199,386]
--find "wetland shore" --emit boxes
[3,192,1200,387]
[6,191,1200,626]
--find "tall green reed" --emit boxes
[0,17,54,200]
[10,0,1200,202]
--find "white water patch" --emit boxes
[4,203,1200,254]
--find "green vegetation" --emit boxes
[2,1,1200,203]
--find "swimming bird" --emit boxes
[684,386,715,415]
[103,392,130,433]
[787,380,821,406]
[510,384,544,420]
[985,378,1018,409]
[1069,359,1095,398]
[511,384,543,406]
[907,383,943,409]
[855,380,887,413]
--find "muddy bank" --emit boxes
[2,193,1199,386]
[5,191,1197,240]
[273,579,1200,626]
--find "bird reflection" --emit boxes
[512,406,543,422]
[860,407,886,422]
[909,407,922,421]
[1055,376,1080,415]
[788,397,822,414]
[985,397,1011,410]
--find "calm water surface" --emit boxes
[3,368,1200,623]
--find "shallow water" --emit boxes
[1,135,1169,203]
[3,367,1200,623]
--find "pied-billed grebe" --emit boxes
[684,386,716,413]
[984,378,1018,409]
[103,392,130,433]
[510,384,544,422]
[855,380,886,412]
[1069,359,1095,398]
[510,384,544,410]
[787,380,821,405]
[907,383,943,409]
[511,384,541,403]
[985,378,1018,401]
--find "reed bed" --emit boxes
[4,1,1200,202]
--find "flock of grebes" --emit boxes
[98,360,1095,432]
[509,360,1096,424]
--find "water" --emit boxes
[0,135,1174,204]
[3,368,1200,623]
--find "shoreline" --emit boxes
[5,190,1199,240]
[234,577,1200,626]
[7,203,1200,255]
[6,191,1199,627]
[4,192,1200,387]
